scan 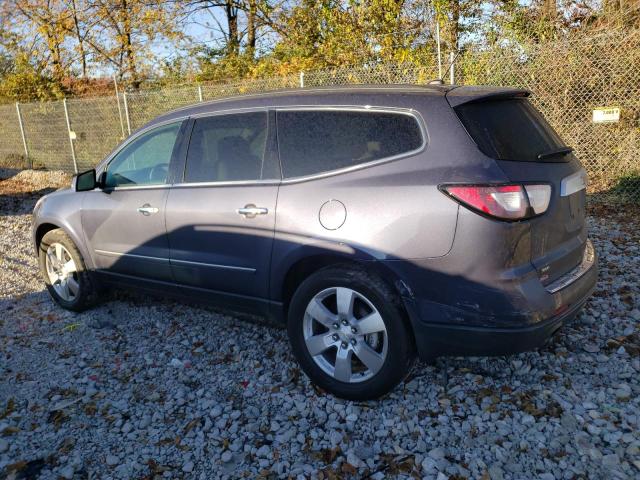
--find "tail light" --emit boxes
[441,184,551,220]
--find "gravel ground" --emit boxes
[1,170,639,480]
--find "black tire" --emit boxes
[38,228,97,312]
[287,264,415,400]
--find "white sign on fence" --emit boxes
[592,107,620,123]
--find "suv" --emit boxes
[32,85,597,400]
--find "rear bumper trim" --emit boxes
[545,239,595,294]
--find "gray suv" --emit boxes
[32,85,597,400]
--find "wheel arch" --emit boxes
[33,218,95,270]
[278,253,411,321]
[35,222,61,251]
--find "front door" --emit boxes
[82,121,183,281]
[165,110,280,299]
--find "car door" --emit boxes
[82,120,186,282]
[165,110,280,300]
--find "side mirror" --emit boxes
[75,169,97,192]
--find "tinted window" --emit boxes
[277,110,423,178]
[105,122,180,188]
[185,112,268,183]
[455,99,567,162]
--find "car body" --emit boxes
[33,84,597,399]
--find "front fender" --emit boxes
[32,190,94,270]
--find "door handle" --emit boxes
[137,204,159,216]
[237,204,268,218]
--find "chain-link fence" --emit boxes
[1,28,639,202]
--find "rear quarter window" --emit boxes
[277,110,424,178]
[455,98,567,162]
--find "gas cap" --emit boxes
[319,200,347,230]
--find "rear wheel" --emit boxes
[39,228,97,312]
[287,265,415,400]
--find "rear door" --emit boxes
[165,110,280,300]
[453,97,587,284]
[82,121,185,281]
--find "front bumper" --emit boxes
[400,242,598,360]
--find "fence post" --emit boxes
[63,99,78,174]
[15,102,31,169]
[449,52,455,85]
[198,85,203,102]
[299,71,305,88]
[113,75,126,139]
[123,92,131,136]
[436,21,442,79]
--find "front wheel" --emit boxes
[287,265,415,400]
[39,228,97,312]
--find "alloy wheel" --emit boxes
[302,287,388,383]
[45,242,79,302]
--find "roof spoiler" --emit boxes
[445,86,531,108]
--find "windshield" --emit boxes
[455,98,569,162]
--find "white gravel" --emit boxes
[1,171,639,479]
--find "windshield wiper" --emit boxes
[537,146,573,160]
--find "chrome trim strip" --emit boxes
[545,239,595,294]
[170,258,256,273]
[560,168,588,197]
[94,249,170,263]
[173,179,280,189]
[103,184,171,192]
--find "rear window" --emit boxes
[277,110,423,178]
[455,99,568,162]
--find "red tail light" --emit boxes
[441,184,551,220]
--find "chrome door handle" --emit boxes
[137,204,159,216]
[237,204,268,218]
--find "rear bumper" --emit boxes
[399,246,598,360]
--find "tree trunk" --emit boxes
[226,0,239,55]
[246,0,257,58]
[121,0,140,89]
[70,0,87,78]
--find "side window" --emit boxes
[184,112,268,183]
[105,122,181,188]
[277,110,424,178]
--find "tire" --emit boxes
[38,228,97,312]
[287,264,415,400]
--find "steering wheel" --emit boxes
[149,163,168,183]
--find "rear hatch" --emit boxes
[448,89,588,285]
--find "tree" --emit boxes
[3,0,72,85]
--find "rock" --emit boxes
[428,447,446,459]
[602,454,619,468]
[221,451,233,463]
[0,439,8,453]
[489,465,504,480]
[106,455,119,466]
[583,344,600,353]
[170,358,184,368]
[59,465,74,479]
[256,445,270,458]
[182,461,194,473]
